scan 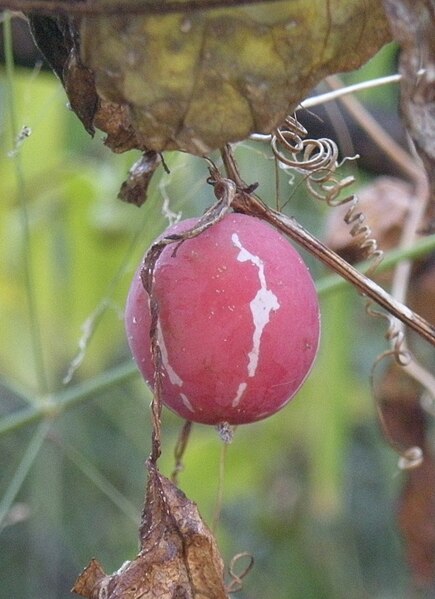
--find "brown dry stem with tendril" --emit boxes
[253,116,433,467]
[219,145,435,345]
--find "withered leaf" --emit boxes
[80,0,390,154]
[72,464,228,599]
[63,50,99,135]
[28,12,144,151]
[398,457,435,588]
[118,152,162,206]
[26,1,391,155]
[379,364,435,588]
[28,14,71,82]
[382,0,435,213]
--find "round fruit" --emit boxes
[125,213,320,425]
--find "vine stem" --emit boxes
[221,146,435,346]
[325,74,420,183]
[141,178,236,465]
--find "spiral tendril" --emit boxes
[272,115,383,274]
[271,114,422,467]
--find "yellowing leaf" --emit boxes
[27,1,390,155]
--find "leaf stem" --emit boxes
[0,420,51,534]
[0,361,139,436]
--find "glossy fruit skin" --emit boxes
[125,213,320,425]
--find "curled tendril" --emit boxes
[272,115,383,273]
[366,308,412,368]
[271,114,423,466]
[226,552,254,593]
[398,446,424,471]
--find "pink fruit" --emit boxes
[125,213,320,425]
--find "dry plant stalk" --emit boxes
[220,145,435,346]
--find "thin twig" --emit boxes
[171,420,193,484]
[300,71,425,110]
[325,74,420,183]
[250,70,425,143]
[211,442,228,533]
[389,166,435,399]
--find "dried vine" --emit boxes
[219,145,435,346]
[271,115,383,272]
[270,115,413,364]
[255,116,433,467]
[140,177,236,465]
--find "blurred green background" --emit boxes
[0,16,432,599]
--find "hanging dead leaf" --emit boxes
[79,0,390,154]
[382,0,435,215]
[72,463,228,599]
[23,1,390,155]
[118,151,162,206]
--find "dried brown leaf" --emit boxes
[72,464,228,599]
[63,51,98,135]
[28,13,71,81]
[379,365,435,588]
[382,0,435,216]
[93,100,144,154]
[118,152,162,206]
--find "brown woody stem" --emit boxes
[221,146,435,346]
